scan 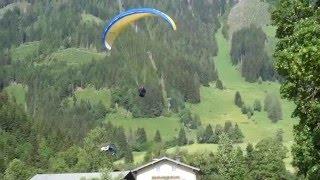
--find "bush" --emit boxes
[253,99,262,112]
[247,106,254,119]
[216,79,224,90]
[234,91,244,108]
[241,105,248,114]
[164,138,178,149]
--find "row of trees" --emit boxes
[197,122,244,144]
[143,133,293,180]
[234,91,283,122]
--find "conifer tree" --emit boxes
[234,91,243,108]
[154,130,162,143]
[177,128,188,146]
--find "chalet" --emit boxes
[31,157,201,180]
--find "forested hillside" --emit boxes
[0,0,306,179]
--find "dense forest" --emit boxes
[0,0,319,179]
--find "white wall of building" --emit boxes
[136,161,197,180]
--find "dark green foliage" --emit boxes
[154,130,162,143]
[224,121,232,133]
[184,152,219,179]
[197,124,217,144]
[136,128,147,145]
[253,99,262,112]
[276,129,284,143]
[168,90,185,113]
[124,147,134,164]
[230,25,274,82]
[166,137,292,180]
[92,101,108,120]
[216,133,246,179]
[249,138,288,179]
[133,85,164,118]
[272,0,320,175]
[193,114,202,128]
[232,124,244,143]
[245,143,254,173]
[246,106,254,119]
[234,91,243,108]
[143,150,153,163]
[177,128,188,146]
[216,79,224,90]
[179,109,201,129]
[204,124,215,143]
[264,93,282,122]
[197,122,244,144]
[3,159,34,180]
[188,140,194,145]
[241,105,248,114]
[215,124,224,142]
[264,93,273,112]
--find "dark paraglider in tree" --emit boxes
[138,86,147,97]
[101,144,117,156]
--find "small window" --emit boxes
[156,166,160,172]
[172,165,176,171]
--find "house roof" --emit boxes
[30,171,129,180]
[132,156,200,172]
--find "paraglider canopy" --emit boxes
[102,8,177,50]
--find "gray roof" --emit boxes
[30,171,129,180]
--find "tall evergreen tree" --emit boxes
[253,99,262,112]
[275,129,284,143]
[216,133,238,179]
[230,24,273,82]
[215,124,224,143]
[204,124,215,143]
[245,143,254,174]
[267,97,283,123]
[177,128,188,146]
[232,123,244,143]
[264,93,283,122]
[154,130,162,143]
[234,91,243,108]
[264,93,273,112]
[249,138,288,179]
[136,128,147,144]
[3,159,34,180]
[216,79,224,90]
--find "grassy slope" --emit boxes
[73,87,112,107]
[191,28,297,144]
[11,41,40,61]
[4,83,27,108]
[49,48,105,65]
[107,113,180,142]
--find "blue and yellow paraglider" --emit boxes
[102,8,177,50]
